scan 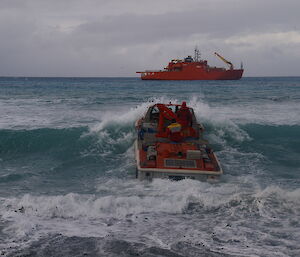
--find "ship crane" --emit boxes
[214,52,234,70]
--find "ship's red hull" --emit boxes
[140,68,243,80]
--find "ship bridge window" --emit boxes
[184,56,194,62]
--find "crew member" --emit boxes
[177,101,192,127]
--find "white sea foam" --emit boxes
[1,178,299,256]
[0,97,104,130]
[2,179,299,224]
[2,92,299,131]
[187,94,300,126]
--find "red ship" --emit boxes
[137,49,243,80]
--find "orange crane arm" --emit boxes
[155,104,178,137]
[214,52,234,70]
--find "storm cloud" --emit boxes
[0,0,299,76]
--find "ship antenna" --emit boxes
[194,46,201,62]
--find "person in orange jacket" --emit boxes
[177,101,192,127]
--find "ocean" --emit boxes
[0,77,299,257]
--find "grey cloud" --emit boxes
[0,0,299,76]
[32,0,299,53]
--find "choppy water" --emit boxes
[0,77,299,257]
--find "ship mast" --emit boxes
[194,47,201,62]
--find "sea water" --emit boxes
[0,77,299,256]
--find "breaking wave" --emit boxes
[1,179,299,256]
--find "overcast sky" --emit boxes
[0,0,299,77]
